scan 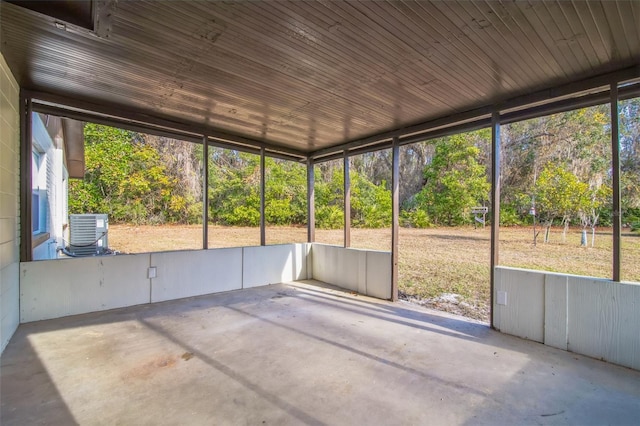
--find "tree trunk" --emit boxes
[591,227,596,247]
[544,224,551,243]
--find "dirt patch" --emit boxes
[400,292,490,321]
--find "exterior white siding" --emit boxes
[0,53,20,353]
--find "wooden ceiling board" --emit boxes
[405,1,516,96]
[183,2,407,143]
[616,1,640,61]
[275,1,443,114]
[576,1,615,66]
[580,1,635,70]
[291,1,431,101]
[111,9,346,133]
[210,3,380,96]
[556,2,605,71]
[558,2,600,75]
[368,5,470,109]
[3,14,188,100]
[302,0,478,113]
[365,0,504,106]
[514,2,574,79]
[580,2,618,64]
[378,2,490,101]
[253,1,454,138]
[419,2,522,92]
[1,1,638,154]
[81,5,340,142]
[118,51,375,143]
[493,2,563,80]
[540,1,593,75]
[423,1,530,103]
[600,1,630,61]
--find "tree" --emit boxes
[208,149,261,226]
[265,157,307,225]
[500,104,612,227]
[620,97,640,228]
[535,164,588,243]
[412,133,490,226]
[69,124,178,224]
[350,171,391,228]
[314,163,344,229]
[578,184,612,247]
[145,135,204,224]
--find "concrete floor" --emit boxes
[2,280,640,425]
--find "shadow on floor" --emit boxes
[1,337,78,425]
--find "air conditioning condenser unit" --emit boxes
[68,214,109,256]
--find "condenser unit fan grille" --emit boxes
[68,214,108,256]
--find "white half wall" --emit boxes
[544,273,569,350]
[0,53,21,353]
[311,243,365,293]
[242,244,310,288]
[566,276,640,370]
[20,244,313,323]
[311,244,392,299]
[493,267,544,343]
[366,250,394,300]
[151,248,242,302]
[21,254,151,322]
[494,266,640,371]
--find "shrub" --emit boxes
[316,205,344,229]
[401,209,431,228]
[500,204,523,226]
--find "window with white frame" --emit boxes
[31,149,48,235]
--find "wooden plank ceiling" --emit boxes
[1,1,639,154]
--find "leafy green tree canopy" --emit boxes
[412,133,490,226]
[69,124,180,224]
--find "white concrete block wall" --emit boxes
[0,53,20,353]
[495,266,640,371]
